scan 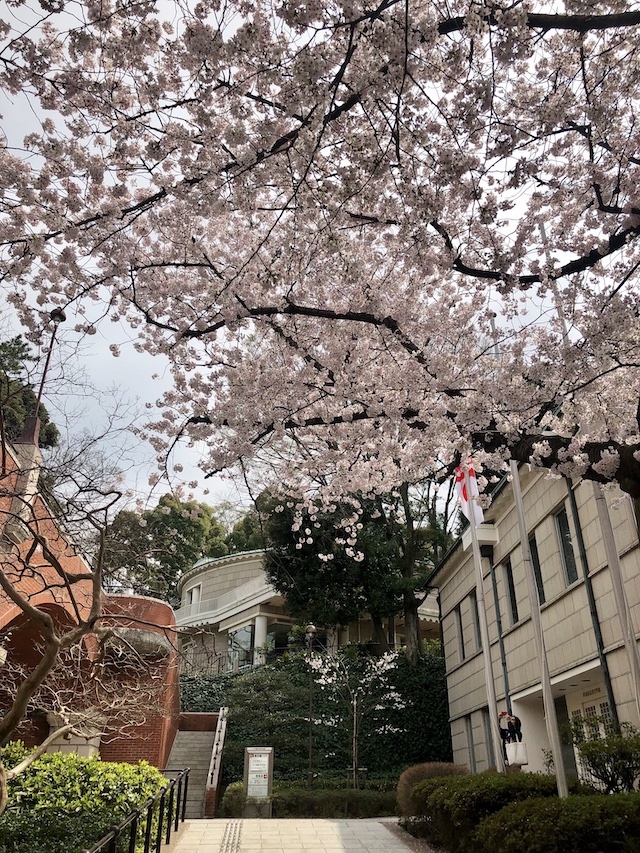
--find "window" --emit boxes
[185,584,201,606]
[503,559,518,625]
[529,534,545,604]
[470,589,482,650]
[465,715,477,774]
[556,507,578,584]
[454,605,466,662]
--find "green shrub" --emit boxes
[576,727,640,793]
[272,787,396,818]
[218,781,396,819]
[396,762,467,816]
[0,741,33,771]
[0,753,166,853]
[179,673,236,712]
[476,793,640,853]
[219,781,246,818]
[405,772,594,851]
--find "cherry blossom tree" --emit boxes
[2,0,640,501]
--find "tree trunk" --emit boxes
[370,614,391,655]
[403,591,423,665]
[0,763,6,817]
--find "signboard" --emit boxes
[243,746,274,815]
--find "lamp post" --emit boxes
[305,623,317,788]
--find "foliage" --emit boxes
[0,742,32,772]
[0,753,166,853]
[475,793,640,853]
[571,719,640,794]
[264,488,454,661]
[212,648,451,785]
[225,510,267,553]
[405,772,594,851]
[396,762,467,817]
[179,673,236,712]
[6,3,640,504]
[0,336,59,449]
[102,494,230,600]
[218,780,397,819]
[221,662,311,784]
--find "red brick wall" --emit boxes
[178,713,219,732]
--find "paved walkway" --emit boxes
[169,818,429,853]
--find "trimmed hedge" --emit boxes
[0,752,166,853]
[396,762,467,817]
[404,772,594,852]
[476,793,640,853]
[219,780,397,818]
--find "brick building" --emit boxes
[0,417,180,768]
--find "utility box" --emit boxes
[243,746,274,817]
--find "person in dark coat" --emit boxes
[508,714,522,742]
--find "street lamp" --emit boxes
[305,623,317,788]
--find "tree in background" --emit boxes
[225,509,267,554]
[102,495,230,601]
[0,337,59,450]
[264,482,456,662]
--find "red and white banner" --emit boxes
[454,462,484,528]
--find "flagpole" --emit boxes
[592,482,640,722]
[463,466,506,772]
[510,460,568,797]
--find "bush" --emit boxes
[476,793,640,853]
[0,741,33,771]
[396,762,467,816]
[219,781,246,817]
[576,726,640,793]
[405,772,594,852]
[219,781,397,819]
[179,673,236,712]
[0,753,166,853]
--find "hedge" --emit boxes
[219,781,397,818]
[0,751,166,853]
[396,762,468,817]
[404,772,594,852]
[476,793,640,853]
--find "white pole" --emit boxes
[510,460,568,797]
[592,482,640,722]
[463,467,505,772]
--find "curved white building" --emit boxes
[175,550,440,672]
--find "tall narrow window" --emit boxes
[470,589,482,650]
[504,559,518,625]
[556,507,578,584]
[454,605,466,662]
[529,534,545,604]
[465,715,477,774]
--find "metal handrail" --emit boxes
[84,767,190,853]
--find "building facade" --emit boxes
[0,422,179,768]
[434,467,640,778]
[175,550,441,670]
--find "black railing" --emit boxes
[84,768,189,853]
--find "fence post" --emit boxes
[165,785,175,844]
[155,791,166,853]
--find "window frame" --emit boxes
[555,506,579,585]
[503,558,519,625]
[528,533,546,605]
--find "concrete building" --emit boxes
[432,467,640,779]
[175,550,441,671]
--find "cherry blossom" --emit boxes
[1,0,640,498]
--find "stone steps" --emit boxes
[166,731,216,819]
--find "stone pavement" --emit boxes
[168,818,431,853]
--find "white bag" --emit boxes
[506,741,528,766]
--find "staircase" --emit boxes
[166,730,216,819]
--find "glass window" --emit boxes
[529,535,545,605]
[504,559,518,625]
[465,715,477,774]
[228,624,254,667]
[455,605,465,661]
[470,589,482,650]
[556,507,578,584]
[186,584,201,606]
